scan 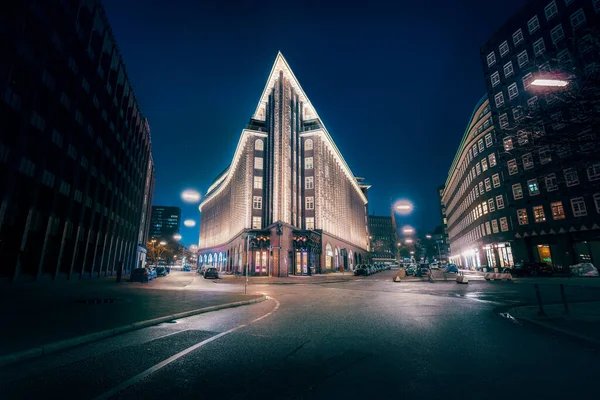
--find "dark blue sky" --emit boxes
[102,0,527,246]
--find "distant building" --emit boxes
[198,53,369,275]
[0,1,154,281]
[431,225,450,264]
[368,215,399,262]
[149,206,181,242]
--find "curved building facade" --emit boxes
[199,53,369,276]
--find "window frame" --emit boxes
[512,183,524,200]
[570,197,587,217]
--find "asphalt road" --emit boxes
[2,270,599,399]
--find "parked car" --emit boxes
[418,264,431,276]
[354,265,368,276]
[156,266,169,277]
[430,262,439,269]
[183,265,191,272]
[405,264,418,276]
[569,263,599,277]
[445,264,459,273]
[197,266,206,274]
[510,262,553,277]
[130,267,150,283]
[203,267,219,279]
[148,267,157,279]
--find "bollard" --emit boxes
[559,284,570,315]
[534,284,546,317]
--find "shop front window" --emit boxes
[537,245,552,265]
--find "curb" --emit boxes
[0,295,267,368]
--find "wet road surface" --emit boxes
[2,270,599,399]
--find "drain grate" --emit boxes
[75,298,122,304]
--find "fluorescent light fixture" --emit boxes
[181,189,201,203]
[531,79,568,87]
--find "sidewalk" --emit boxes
[510,301,600,345]
[218,272,358,284]
[0,273,264,364]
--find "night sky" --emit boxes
[102,0,527,246]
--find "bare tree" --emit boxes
[146,240,172,267]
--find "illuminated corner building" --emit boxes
[0,1,154,282]
[442,96,516,270]
[149,206,181,243]
[198,53,369,276]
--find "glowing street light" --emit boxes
[159,241,167,246]
[531,78,569,87]
[397,242,401,246]
[402,227,415,234]
[426,234,432,239]
[181,189,201,204]
[173,234,182,241]
[184,219,196,228]
[410,251,415,255]
[405,239,414,244]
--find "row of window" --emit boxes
[454,193,506,237]
[507,158,600,188]
[486,2,589,68]
[452,215,510,251]
[517,195,600,225]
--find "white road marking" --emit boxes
[94,297,280,400]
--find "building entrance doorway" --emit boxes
[537,245,552,265]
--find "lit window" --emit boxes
[533,38,546,56]
[571,197,587,217]
[508,82,519,99]
[488,198,496,213]
[545,174,558,191]
[533,205,546,223]
[254,157,263,170]
[485,133,493,147]
[504,62,514,78]
[473,144,478,157]
[495,92,505,108]
[253,196,262,209]
[564,168,579,187]
[486,222,492,235]
[485,177,491,191]
[492,173,501,188]
[571,8,586,29]
[255,139,264,151]
[517,209,529,225]
[518,131,529,145]
[305,176,314,189]
[497,195,505,209]
[487,52,496,67]
[479,181,484,193]
[304,139,313,150]
[499,41,509,57]
[528,178,540,195]
[306,217,315,230]
[513,29,524,46]
[483,201,489,214]
[492,219,499,233]
[252,216,262,229]
[305,196,315,210]
[508,159,519,175]
[517,50,529,67]
[304,157,313,169]
[545,1,558,21]
[499,114,509,128]
[491,71,500,87]
[500,217,509,231]
[478,139,485,152]
[550,24,565,44]
[503,137,513,151]
[481,158,488,172]
[512,183,524,200]
[587,163,600,181]
[539,146,552,164]
[522,153,534,170]
[528,15,540,34]
[551,201,566,220]
[253,176,263,189]
[522,73,534,89]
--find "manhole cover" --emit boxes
[75,298,123,304]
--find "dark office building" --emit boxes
[368,215,399,262]
[149,206,181,242]
[0,1,155,281]
[479,0,600,268]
